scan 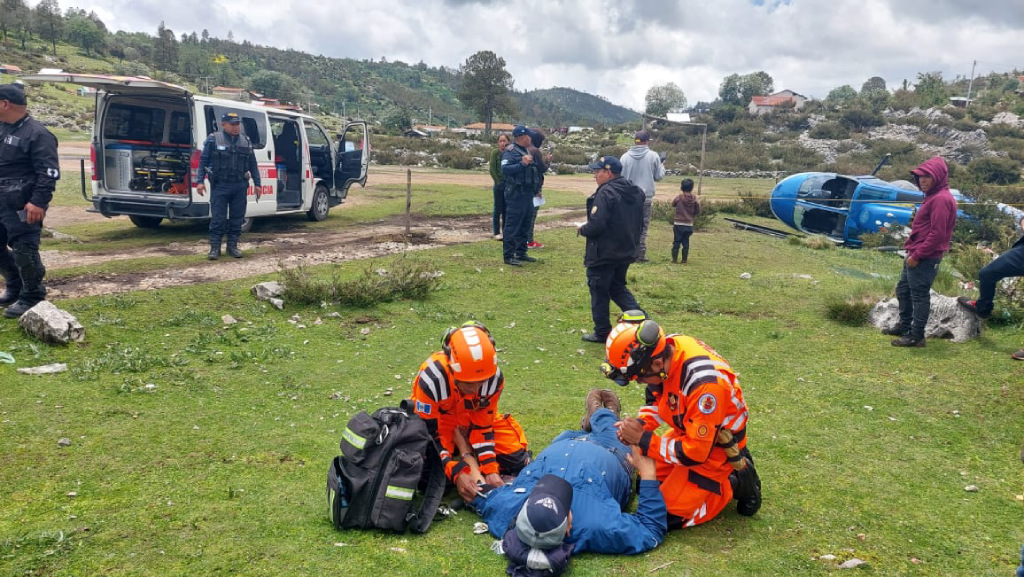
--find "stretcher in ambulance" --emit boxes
[22,73,369,230]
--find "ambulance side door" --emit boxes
[334,121,369,201]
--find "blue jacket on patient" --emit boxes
[472,408,667,555]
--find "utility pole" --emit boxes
[198,76,212,94]
[429,106,432,125]
[965,59,977,106]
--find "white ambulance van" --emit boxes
[23,73,369,230]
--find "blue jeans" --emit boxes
[209,181,248,242]
[895,257,941,341]
[492,181,506,236]
[974,242,1024,316]
[587,262,641,338]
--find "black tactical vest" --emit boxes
[210,131,253,184]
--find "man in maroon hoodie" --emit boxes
[891,156,958,347]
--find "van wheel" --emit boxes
[129,215,163,228]
[240,217,254,233]
[307,185,330,222]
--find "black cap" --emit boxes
[0,84,27,105]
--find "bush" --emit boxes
[951,201,1016,246]
[597,145,627,160]
[808,122,850,140]
[840,108,884,132]
[737,191,775,218]
[967,157,1022,185]
[280,259,442,307]
[551,147,589,165]
[823,291,884,326]
[437,149,480,170]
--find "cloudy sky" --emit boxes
[59,0,1024,110]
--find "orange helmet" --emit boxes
[602,319,665,385]
[443,322,498,381]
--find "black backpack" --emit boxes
[326,400,446,533]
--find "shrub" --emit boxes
[840,108,884,132]
[551,147,589,165]
[951,201,1016,245]
[737,190,774,218]
[823,291,883,326]
[801,235,835,250]
[808,122,850,140]
[967,157,1022,185]
[597,145,627,160]
[280,259,442,307]
[652,199,718,231]
[437,149,480,170]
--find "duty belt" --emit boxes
[0,178,31,186]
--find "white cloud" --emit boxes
[46,0,1024,110]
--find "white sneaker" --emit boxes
[494,234,503,240]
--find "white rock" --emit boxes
[16,363,68,375]
[269,298,284,310]
[740,272,752,280]
[869,292,983,343]
[57,437,71,447]
[838,558,866,569]
[819,554,837,561]
[222,314,237,325]
[473,522,489,534]
[964,485,979,492]
[251,281,285,300]
[18,302,85,344]
[360,328,371,335]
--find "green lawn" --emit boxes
[3,180,1023,576]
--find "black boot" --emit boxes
[226,236,243,259]
[729,448,762,517]
[208,237,222,260]
[671,247,679,264]
[0,248,19,306]
[3,248,45,319]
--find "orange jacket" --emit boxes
[636,335,749,477]
[410,351,504,480]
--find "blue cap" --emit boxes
[515,475,573,550]
[587,155,623,174]
[221,112,241,124]
[512,125,530,137]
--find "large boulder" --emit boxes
[869,292,982,343]
[18,301,85,344]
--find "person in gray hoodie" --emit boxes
[620,130,665,262]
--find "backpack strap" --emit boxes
[407,438,446,533]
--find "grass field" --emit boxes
[2,175,1023,576]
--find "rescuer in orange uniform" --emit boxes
[602,315,761,528]
[411,321,530,502]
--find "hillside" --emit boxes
[517,87,640,127]
[0,34,635,131]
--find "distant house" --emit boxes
[666,112,692,123]
[748,90,808,115]
[0,64,23,75]
[211,86,246,100]
[567,126,593,133]
[464,122,516,136]
[949,96,972,108]
[404,129,429,138]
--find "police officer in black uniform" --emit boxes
[499,125,542,266]
[0,84,59,319]
[196,112,260,260]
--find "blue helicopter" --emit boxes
[768,155,965,247]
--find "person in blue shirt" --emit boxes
[471,389,667,568]
[499,125,543,266]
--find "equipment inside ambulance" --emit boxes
[22,73,369,231]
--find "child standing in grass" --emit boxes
[670,178,700,264]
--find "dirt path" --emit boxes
[43,147,595,300]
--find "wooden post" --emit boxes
[405,169,412,247]
[697,124,707,196]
